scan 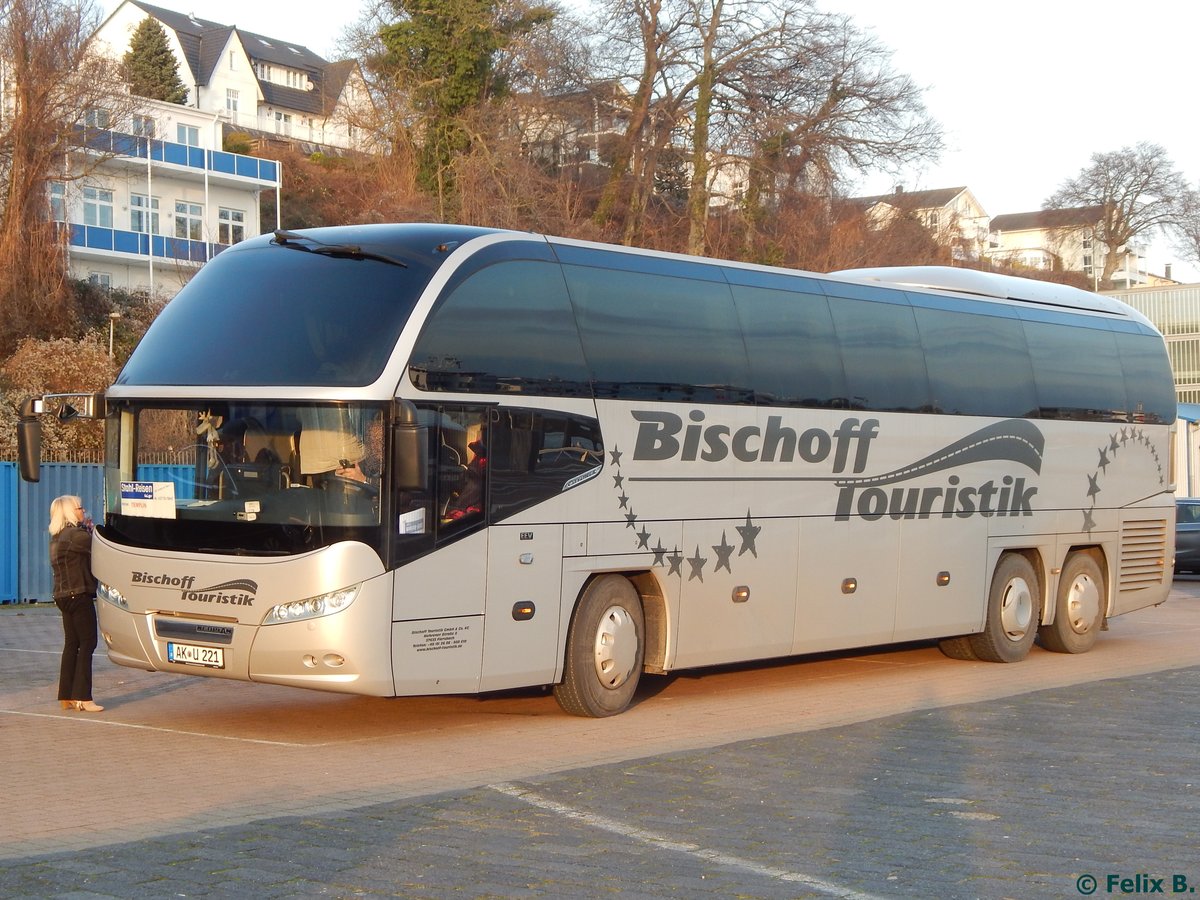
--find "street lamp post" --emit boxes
[108,312,121,358]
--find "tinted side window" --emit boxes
[826,294,931,412]
[489,409,604,522]
[563,264,753,403]
[409,260,591,396]
[1023,320,1127,420]
[731,285,848,407]
[1114,330,1176,424]
[913,306,1038,417]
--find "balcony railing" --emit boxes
[77,127,280,186]
[68,224,229,265]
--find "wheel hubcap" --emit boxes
[1001,577,1034,642]
[593,605,638,689]
[1065,573,1100,634]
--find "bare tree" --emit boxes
[0,0,129,355]
[1171,185,1200,271]
[588,0,942,255]
[1045,143,1189,288]
[589,0,688,242]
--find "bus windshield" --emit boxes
[103,400,391,557]
[114,235,439,387]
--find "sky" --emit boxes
[101,0,1200,280]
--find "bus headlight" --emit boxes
[263,585,360,625]
[97,582,128,610]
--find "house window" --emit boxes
[131,114,156,137]
[130,194,159,234]
[88,272,112,290]
[82,187,113,228]
[229,51,237,70]
[177,123,200,146]
[274,111,292,135]
[83,108,111,129]
[49,182,66,222]
[226,89,239,114]
[175,201,203,241]
[218,207,245,245]
[925,211,940,230]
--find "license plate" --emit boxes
[167,642,225,669]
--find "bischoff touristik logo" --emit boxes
[129,572,258,607]
[609,413,1049,583]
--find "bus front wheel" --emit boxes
[554,575,645,717]
[968,553,1039,663]
[1038,551,1105,654]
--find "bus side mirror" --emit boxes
[17,397,42,483]
[392,400,428,492]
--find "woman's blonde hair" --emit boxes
[48,495,82,536]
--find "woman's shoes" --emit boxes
[61,700,104,712]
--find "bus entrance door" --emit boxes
[480,523,565,692]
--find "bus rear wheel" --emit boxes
[1038,551,1105,654]
[553,575,644,717]
[967,553,1039,663]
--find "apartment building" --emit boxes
[50,0,385,297]
[93,1,374,154]
[54,96,280,296]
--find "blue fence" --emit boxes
[1,464,201,602]
[1,463,105,602]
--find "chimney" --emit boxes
[1165,263,1172,281]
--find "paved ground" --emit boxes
[2,584,1198,899]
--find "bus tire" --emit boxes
[969,553,1039,663]
[553,575,644,717]
[1038,551,1105,654]
[937,635,978,660]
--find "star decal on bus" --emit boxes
[1080,427,1164,534]
[607,443,763,581]
[736,510,760,557]
[712,532,735,573]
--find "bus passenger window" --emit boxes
[434,407,489,538]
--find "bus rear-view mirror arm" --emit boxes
[16,392,106,483]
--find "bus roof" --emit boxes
[829,265,1140,319]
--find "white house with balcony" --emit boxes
[55,97,280,295]
[985,206,1168,289]
[93,0,374,154]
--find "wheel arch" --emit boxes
[627,570,668,674]
[563,569,666,675]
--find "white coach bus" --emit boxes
[19,224,1178,715]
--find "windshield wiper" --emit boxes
[272,229,408,268]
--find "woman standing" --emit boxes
[48,495,103,712]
